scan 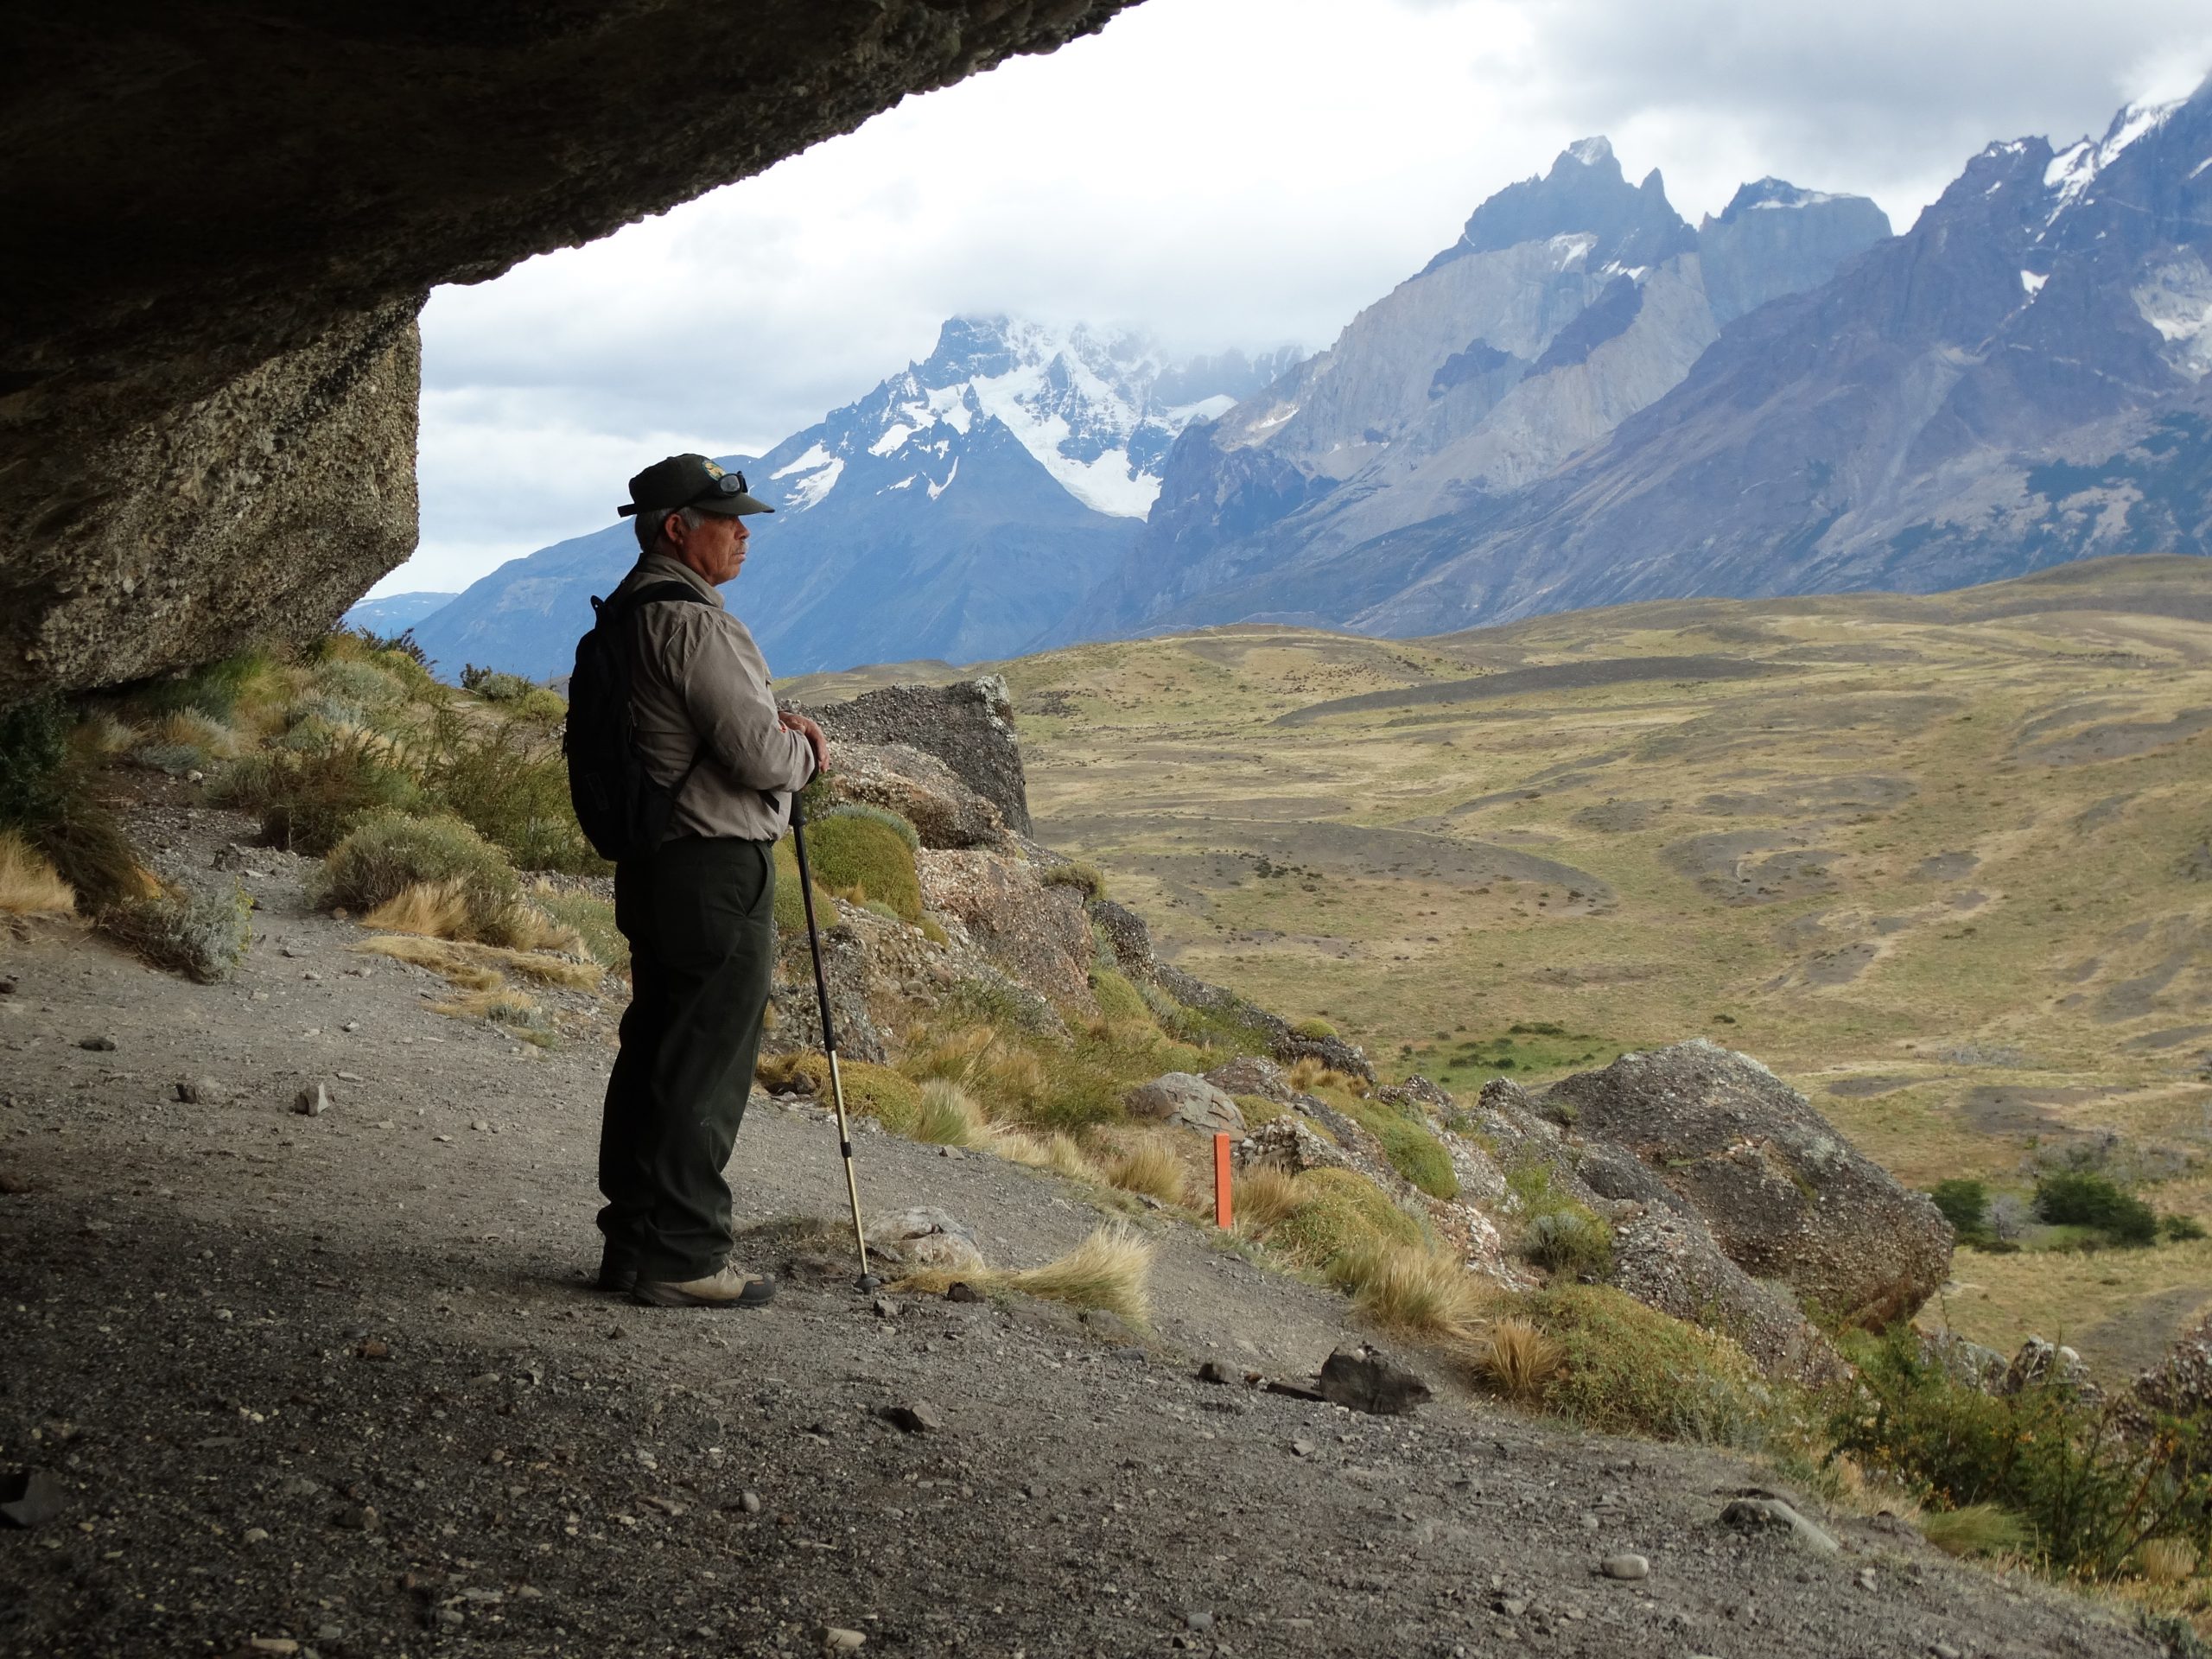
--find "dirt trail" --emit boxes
[0,805,2162,1657]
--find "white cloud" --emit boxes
[379,0,2212,596]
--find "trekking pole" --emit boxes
[786,787,879,1290]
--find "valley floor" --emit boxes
[0,804,2167,1656]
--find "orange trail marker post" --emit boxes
[1213,1133,1233,1230]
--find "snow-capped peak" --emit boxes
[2044,96,2185,217]
[1564,136,1614,168]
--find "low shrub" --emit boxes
[132,649,277,723]
[1040,860,1105,899]
[1932,1177,1990,1235]
[220,728,421,854]
[310,657,407,712]
[1828,1327,2212,1579]
[801,812,922,924]
[1090,967,1152,1026]
[529,883,626,973]
[1339,1093,1459,1199]
[1232,1165,1302,1233]
[1292,1016,1338,1040]
[101,882,254,982]
[321,810,518,925]
[2161,1214,2209,1243]
[755,1051,922,1135]
[823,801,919,852]
[1518,1284,1767,1443]
[902,1020,1126,1134]
[1268,1166,1428,1285]
[1523,1207,1615,1279]
[420,708,602,874]
[0,699,146,911]
[459,667,536,702]
[771,837,841,935]
[2036,1170,2159,1248]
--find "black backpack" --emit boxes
[564,581,711,861]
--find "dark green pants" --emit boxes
[598,836,777,1282]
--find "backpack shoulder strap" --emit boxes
[609,580,712,619]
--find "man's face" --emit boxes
[666,510,750,586]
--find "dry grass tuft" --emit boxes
[1287,1056,1368,1096]
[913,1078,992,1148]
[363,879,471,939]
[2135,1536,2198,1586]
[995,1129,1104,1184]
[1920,1503,2028,1560]
[1347,1243,1489,1339]
[1476,1316,1564,1402]
[1004,1226,1154,1326]
[893,1225,1154,1328]
[352,932,602,992]
[0,830,77,916]
[1231,1165,1302,1234]
[1102,1139,1191,1206]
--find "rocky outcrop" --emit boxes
[1125,1073,1245,1137]
[1541,1040,1952,1327]
[818,741,1015,852]
[916,849,1095,1012]
[810,678,1032,835]
[2,2,1134,702]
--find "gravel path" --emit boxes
[0,804,2162,1657]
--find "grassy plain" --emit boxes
[791,556,2212,1375]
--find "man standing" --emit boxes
[594,454,828,1308]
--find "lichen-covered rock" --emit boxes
[1125,1073,1246,1137]
[1089,898,1157,976]
[1205,1055,1293,1102]
[820,741,1013,852]
[1917,1330,2010,1394]
[2002,1337,2098,1401]
[915,849,1095,1011]
[810,678,1031,835]
[2135,1309,2212,1416]
[1541,1040,1952,1326]
[1610,1212,1846,1386]
[865,1208,984,1274]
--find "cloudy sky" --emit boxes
[378,0,2212,598]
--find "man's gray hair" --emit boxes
[635,504,707,556]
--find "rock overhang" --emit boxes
[0,0,1140,703]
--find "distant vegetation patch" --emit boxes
[1408,1022,1619,1090]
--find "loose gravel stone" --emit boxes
[1600,1554,1649,1581]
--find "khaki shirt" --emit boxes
[609,554,813,843]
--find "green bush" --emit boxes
[1829,1328,2212,1578]
[310,657,406,711]
[460,667,536,702]
[133,649,275,722]
[1524,1207,1615,1278]
[1932,1178,1989,1235]
[218,726,421,855]
[531,885,626,974]
[2036,1171,2159,1247]
[800,812,922,924]
[0,699,143,911]
[321,810,519,926]
[771,836,841,936]
[757,1052,922,1135]
[101,882,253,982]
[1268,1167,1429,1284]
[823,801,919,852]
[2161,1214,2208,1243]
[1292,1016,1338,1040]
[1340,1094,1459,1199]
[1040,860,1105,899]
[1090,967,1152,1025]
[418,708,602,874]
[1523,1284,1767,1443]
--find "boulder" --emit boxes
[1204,1055,1292,1102]
[1316,1344,1431,1416]
[1089,898,1156,976]
[1609,1212,1845,1386]
[865,1208,984,1274]
[1541,1040,1951,1326]
[821,741,1014,852]
[1125,1073,1246,1137]
[2001,1337,2097,1400]
[2135,1308,2212,1417]
[809,678,1030,835]
[915,850,1095,1011]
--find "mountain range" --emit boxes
[398,79,2212,678]
[403,323,1294,679]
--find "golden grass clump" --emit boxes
[994,1128,1103,1183]
[755,1051,925,1135]
[893,1226,1154,1328]
[1287,1056,1368,1096]
[352,932,602,991]
[1919,1503,2029,1560]
[1268,1166,1428,1283]
[1231,1164,1302,1233]
[1102,1139,1191,1207]
[2135,1536,2198,1586]
[1346,1242,1489,1339]
[0,830,77,916]
[1474,1316,1564,1402]
[913,1078,993,1147]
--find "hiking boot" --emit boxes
[596,1246,640,1294]
[632,1264,777,1309]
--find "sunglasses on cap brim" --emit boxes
[616,471,756,517]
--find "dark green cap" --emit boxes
[617,454,774,518]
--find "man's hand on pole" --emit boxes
[779,709,830,775]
